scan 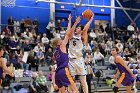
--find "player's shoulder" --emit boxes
[116,56,122,59]
[116,56,123,62]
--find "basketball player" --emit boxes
[0,46,14,85]
[68,15,93,93]
[112,47,136,93]
[52,14,78,93]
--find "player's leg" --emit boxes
[126,86,132,93]
[113,73,124,93]
[59,86,67,93]
[69,83,79,93]
[79,75,88,93]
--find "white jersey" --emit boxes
[68,35,83,58]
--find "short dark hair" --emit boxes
[113,47,119,52]
[79,25,84,30]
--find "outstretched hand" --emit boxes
[75,16,81,24]
[68,14,72,21]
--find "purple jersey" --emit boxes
[0,67,3,79]
[54,46,69,71]
[54,47,74,88]
[116,62,133,86]
[116,63,130,74]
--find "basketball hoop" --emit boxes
[1,0,16,7]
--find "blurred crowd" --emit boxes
[1,16,140,71]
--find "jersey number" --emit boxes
[73,40,76,46]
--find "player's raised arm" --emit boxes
[82,16,93,45]
[69,16,81,40]
[62,14,72,45]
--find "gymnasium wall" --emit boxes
[115,1,140,28]
[3,0,140,33]
[56,0,111,29]
[2,0,50,33]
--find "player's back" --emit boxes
[54,46,68,70]
[116,62,130,75]
[69,35,83,59]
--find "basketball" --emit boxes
[82,9,93,20]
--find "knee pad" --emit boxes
[113,86,119,93]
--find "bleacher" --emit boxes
[7,59,138,92]
[6,56,140,93]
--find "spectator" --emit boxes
[23,28,32,40]
[108,56,116,70]
[105,42,111,55]
[53,30,60,38]
[14,18,20,34]
[35,35,41,43]
[89,29,96,39]
[27,50,38,71]
[83,43,92,53]
[132,32,138,40]
[99,23,104,32]
[41,33,49,44]
[21,40,31,70]
[94,48,104,66]
[20,19,25,33]
[60,27,66,39]
[116,41,123,53]
[127,23,134,31]
[61,19,67,27]
[55,19,61,31]
[46,20,55,31]
[3,26,11,36]
[9,54,20,69]
[36,71,48,92]
[46,48,53,66]
[40,43,45,53]
[31,25,37,38]
[106,38,113,49]
[25,16,31,28]
[34,43,41,54]
[8,16,14,34]
[15,46,22,57]
[124,48,131,59]
[8,36,18,53]
[32,17,39,34]
[99,43,106,56]
[30,72,42,93]
[105,23,111,36]
[85,51,95,65]
[36,49,45,66]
